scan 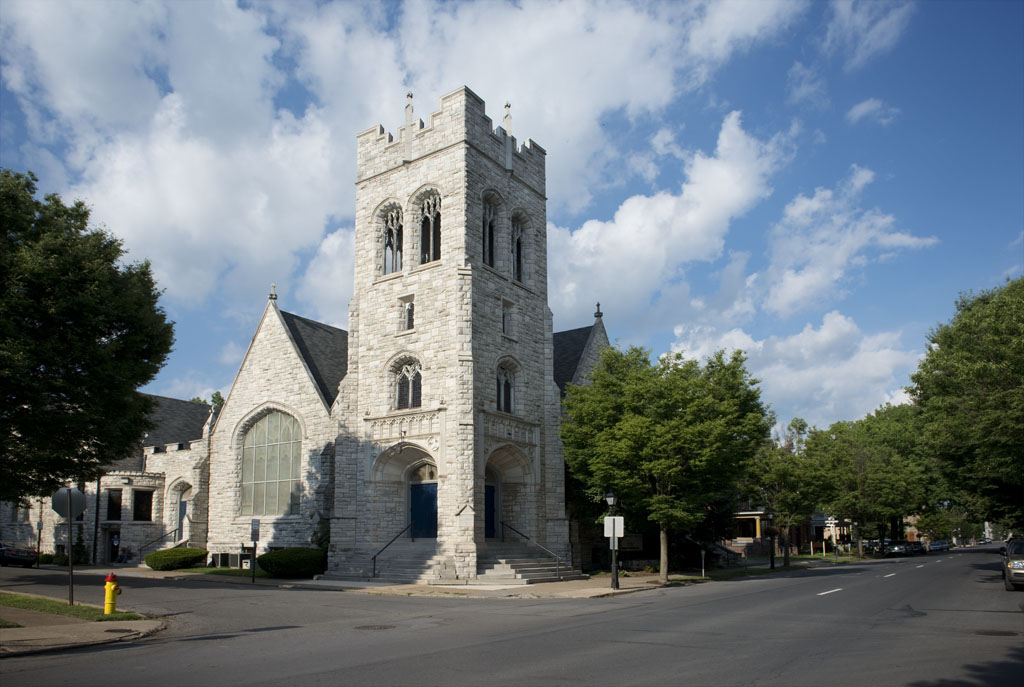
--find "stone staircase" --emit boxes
[472,541,587,585]
[364,540,452,583]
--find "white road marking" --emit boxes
[884,573,896,578]
[916,565,925,568]
[817,588,843,596]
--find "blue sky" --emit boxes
[2,0,1021,431]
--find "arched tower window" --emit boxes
[419,192,441,264]
[496,365,515,414]
[394,359,422,410]
[482,201,496,267]
[511,216,524,282]
[241,411,301,516]
[382,206,403,275]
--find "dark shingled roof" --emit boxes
[553,325,594,394]
[105,394,211,470]
[142,394,211,449]
[280,311,349,405]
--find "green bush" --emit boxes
[38,553,54,564]
[257,547,326,579]
[144,547,209,570]
[51,553,68,566]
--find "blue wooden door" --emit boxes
[410,483,437,538]
[485,485,496,538]
[177,500,187,539]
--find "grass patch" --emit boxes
[174,566,269,577]
[0,592,143,622]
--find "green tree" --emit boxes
[745,418,828,566]
[910,278,1024,527]
[0,170,174,502]
[562,346,771,584]
[805,404,929,544]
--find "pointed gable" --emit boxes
[279,311,348,406]
[553,325,594,394]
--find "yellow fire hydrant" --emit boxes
[104,573,122,615]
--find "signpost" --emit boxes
[604,515,624,590]
[250,519,260,584]
[51,487,87,605]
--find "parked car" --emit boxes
[885,541,909,557]
[0,541,38,568]
[929,540,950,552]
[907,541,927,555]
[1001,538,1024,591]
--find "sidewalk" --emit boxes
[0,559,842,657]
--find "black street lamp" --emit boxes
[606,491,619,590]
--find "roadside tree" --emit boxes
[910,278,1024,527]
[0,170,174,502]
[562,346,771,584]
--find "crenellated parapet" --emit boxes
[356,86,545,195]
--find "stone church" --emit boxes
[1,87,609,583]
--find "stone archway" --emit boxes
[484,445,534,540]
[168,480,193,542]
[372,443,437,540]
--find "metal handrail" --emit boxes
[499,520,561,580]
[138,527,186,560]
[372,522,414,578]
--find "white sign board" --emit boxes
[603,516,624,538]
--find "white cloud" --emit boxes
[787,61,829,109]
[672,311,920,427]
[548,111,790,331]
[1,0,809,325]
[218,341,247,367]
[823,0,915,71]
[845,97,900,125]
[761,165,937,317]
[297,227,356,328]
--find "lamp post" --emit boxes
[606,491,619,590]
[765,512,775,570]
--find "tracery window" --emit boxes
[511,217,524,282]
[482,201,496,267]
[382,206,403,275]
[419,193,441,264]
[241,412,301,516]
[496,365,515,413]
[395,360,423,410]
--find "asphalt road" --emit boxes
[2,547,1021,686]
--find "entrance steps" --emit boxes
[472,541,587,585]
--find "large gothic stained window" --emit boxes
[382,206,403,275]
[419,192,441,264]
[395,360,423,410]
[241,412,301,515]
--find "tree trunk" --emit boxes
[783,525,791,567]
[659,523,669,585]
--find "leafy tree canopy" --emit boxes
[0,170,174,502]
[910,278,1024,526]
[805,404,930,540]
[562,345,771,582]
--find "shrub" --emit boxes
[257,547,326,579]
[38,553,54,565]
[51,553,68,566]
[144,547,209,571]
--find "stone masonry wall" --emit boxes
[207,302,336,557]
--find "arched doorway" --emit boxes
[484,446,533,539]
[408,462,437,539]
[170,481,193,542]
